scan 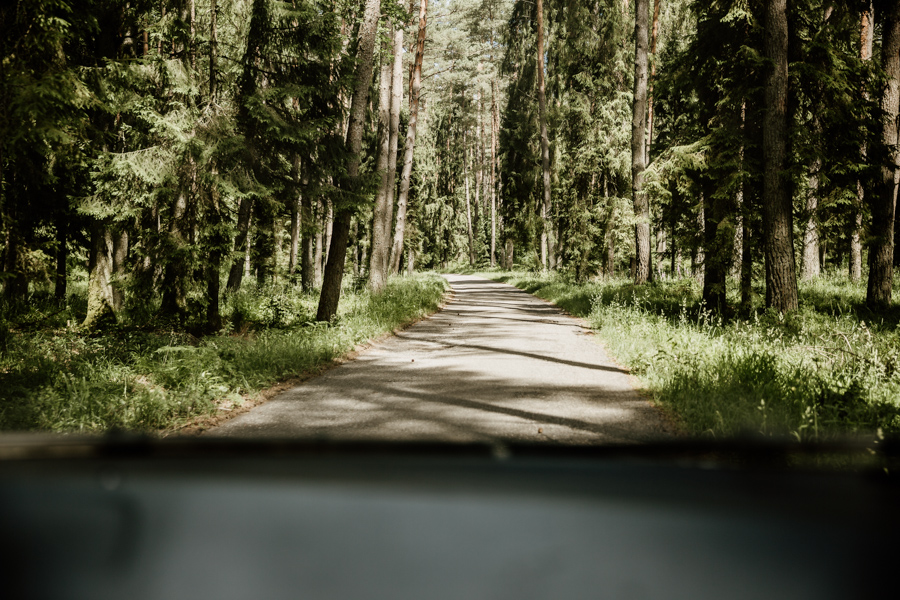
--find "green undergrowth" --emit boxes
[482,270,900,441]
[0,274,447,433]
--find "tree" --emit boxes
[383,20,405,274]
[13,0,899,341]
[852,1,874,283]
[762,0,798,312]
[1,0,92,306]
[632,0,652,284]
[793,4,865,282]
[646,0,662,152]
[464,130,476,265]
[535,0,552,270]
[368,27,396,291]
[866,1,900,308]
[390,0,429,274]
[317,0,382,322]
[799,5,828,282]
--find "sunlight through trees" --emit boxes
[1,0,899,325]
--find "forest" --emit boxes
[1,0,899,435]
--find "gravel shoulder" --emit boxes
[209,274,673,443]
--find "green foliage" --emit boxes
[489,270,900,439]
[496,0,637,276]
[0,273,447,432]
[407,1,513,269]
[2,0,358,327]
[0,0,97,301]
[648,0,884,309]
[225,284,317,329]
[4,0,899,440]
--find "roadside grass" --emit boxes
[477,269,900,440]
[0,274,447,433]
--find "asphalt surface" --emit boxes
[210,274,672,443]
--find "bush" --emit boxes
[0,274,447,433]
[487,270,900,439]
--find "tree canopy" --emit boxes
[2,0,899,327]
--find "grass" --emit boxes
[0,274,448,433]
[477,269,900,441]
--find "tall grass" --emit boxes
[485,271,900,440]
[0,274,447,433]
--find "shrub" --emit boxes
[487,270,900,439]
[0,274,447,432]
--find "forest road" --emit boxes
[210,274,673,443]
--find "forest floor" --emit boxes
[0,274,447,433]
[210,274,673,442]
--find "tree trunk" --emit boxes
[866,2,900,308]
[226,196,254,292]
[490,80,499,267]
[552,218,562,270]
[497,169,504,262]
[55,212,67,302]
[631,0,651,284]
[273,212,283,284]
[296,171,313,290]
[110,227,128,312]
[289,195,301,280]
[317,0,382,322]
[701,176,736,314]
[383,24,403,274]
[801,8,831,281]
[351,218,360,276]
[801,148,822,280]
[1,196,27,303]
[252,200,274,287]
[464,137,475,266]
[287,156,301,280]
[141,201,159,277]
[692,196,704,282]
[83,221,115,329]
[206,247,222,331]
[605,178,616,276]
[655,227,666,280]
[209,0,217,103]
[536,0,552,270]
[390,0,428,275]
[851,2,874,283]
[204,4,222,329]
[314,197,324,286]
[480,101,489,222]
[645,0,661,165]
[206,168,225,331]
[740,211,753,314]
[762,0,798,312]
[324,198,333,266]
[368,32,394,291]
[189,0,196,71]
[732,102,746,279]
[851,183,864,282]
[474,114,483,220]
[161,191,189,315]
[358,218,368,279]
[733,210,744,280]
[244,225,252,278]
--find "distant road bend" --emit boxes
[211,274,671,443]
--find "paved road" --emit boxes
[211,274,671,443]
